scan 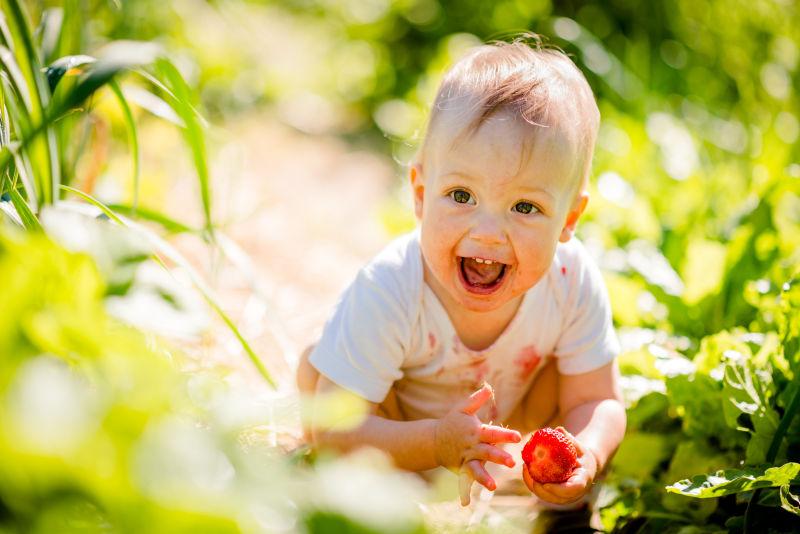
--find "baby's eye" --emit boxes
[450,189,475,205]
[513,201,538,215]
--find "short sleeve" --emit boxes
[554,241,620,375]
[308,255,415,403]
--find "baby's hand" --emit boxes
[433,384,521,505]
[521,430,598,505]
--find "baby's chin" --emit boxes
[450,276,526,314]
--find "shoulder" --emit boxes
[349,230,424,318]
[363,230,422,280]
[554,236,594,269]
[554,237,603,280]
[360,230,423,294]
[550,237,607,308]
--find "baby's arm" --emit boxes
[312,376,521,490]
[522,361,626,504]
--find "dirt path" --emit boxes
[174,115,399,392]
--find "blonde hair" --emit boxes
[419,37,600,187]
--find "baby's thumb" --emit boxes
[458,383,493,416]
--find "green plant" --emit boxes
[0,224,428,533]
[0,0,274,386]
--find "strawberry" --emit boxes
[521,426,578,484]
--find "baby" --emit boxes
[297,38,626,508]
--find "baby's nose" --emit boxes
[469,214,507,244]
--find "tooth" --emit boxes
[485,260,494,265]
[475,258,484,263]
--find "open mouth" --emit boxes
[458,256,509,294]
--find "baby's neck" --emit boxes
[423,267,524,351]
[448,297,523,351]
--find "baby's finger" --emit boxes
[464,459,496,492]
[542,470,589,497]
[521,462,535,492]
[522,464,581,504]
[526,478,572,504]
[458,469,473,506]
[466,443,515,468]
[458,384,494,416]
[536,486,572,505]
[479,423,521,444]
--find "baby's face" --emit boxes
[413,110,586,314]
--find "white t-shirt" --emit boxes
[309,231,619,423]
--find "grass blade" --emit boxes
[109,81,140,211]
[7,183,40,230]
[0,200,22,226]
[120,85,183,126]
[55,0,82,59]
[59,184,123,224]
[155,59,212,236]
[59,187,276,388]
[107,203,196,234]
[38,8,63,65]
[1,0,59,205]
[45,54,95,92]
[0,43,158,179]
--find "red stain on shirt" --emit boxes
[514,345,541,381]
[429,332,436,349]
[561,266,567,276]
[470,360,489,383]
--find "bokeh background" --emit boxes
[88,0,800,374]
[1,0,799,532]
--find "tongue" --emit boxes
[463,258,504,286]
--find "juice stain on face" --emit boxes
[515,345,541,382]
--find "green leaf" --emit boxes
[611,431,672,479]
[133,225,275,388]
[108,81,139,211]
[625,391,670,430]
[7,184,40,230]
[779,484,800,516]
[54,191,275,388]
[666,462,800,498]
[59,185,124,225]
[777,277,800,376]
[664,440,737,484]
[38,8,63,65]
[721,359,782,464]
[51,41,160,116]
[0,0,59,205]
[154,58,212,235]
[691,329,752,374]
[121,84,182,126]
[44,54,95,92]
[681,237,727,305]
[666,373,745,449]
[106,203,196,234]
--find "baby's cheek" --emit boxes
[516,255,552,286]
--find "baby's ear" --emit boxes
[410,163,425,219]
[559,191,588,243]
